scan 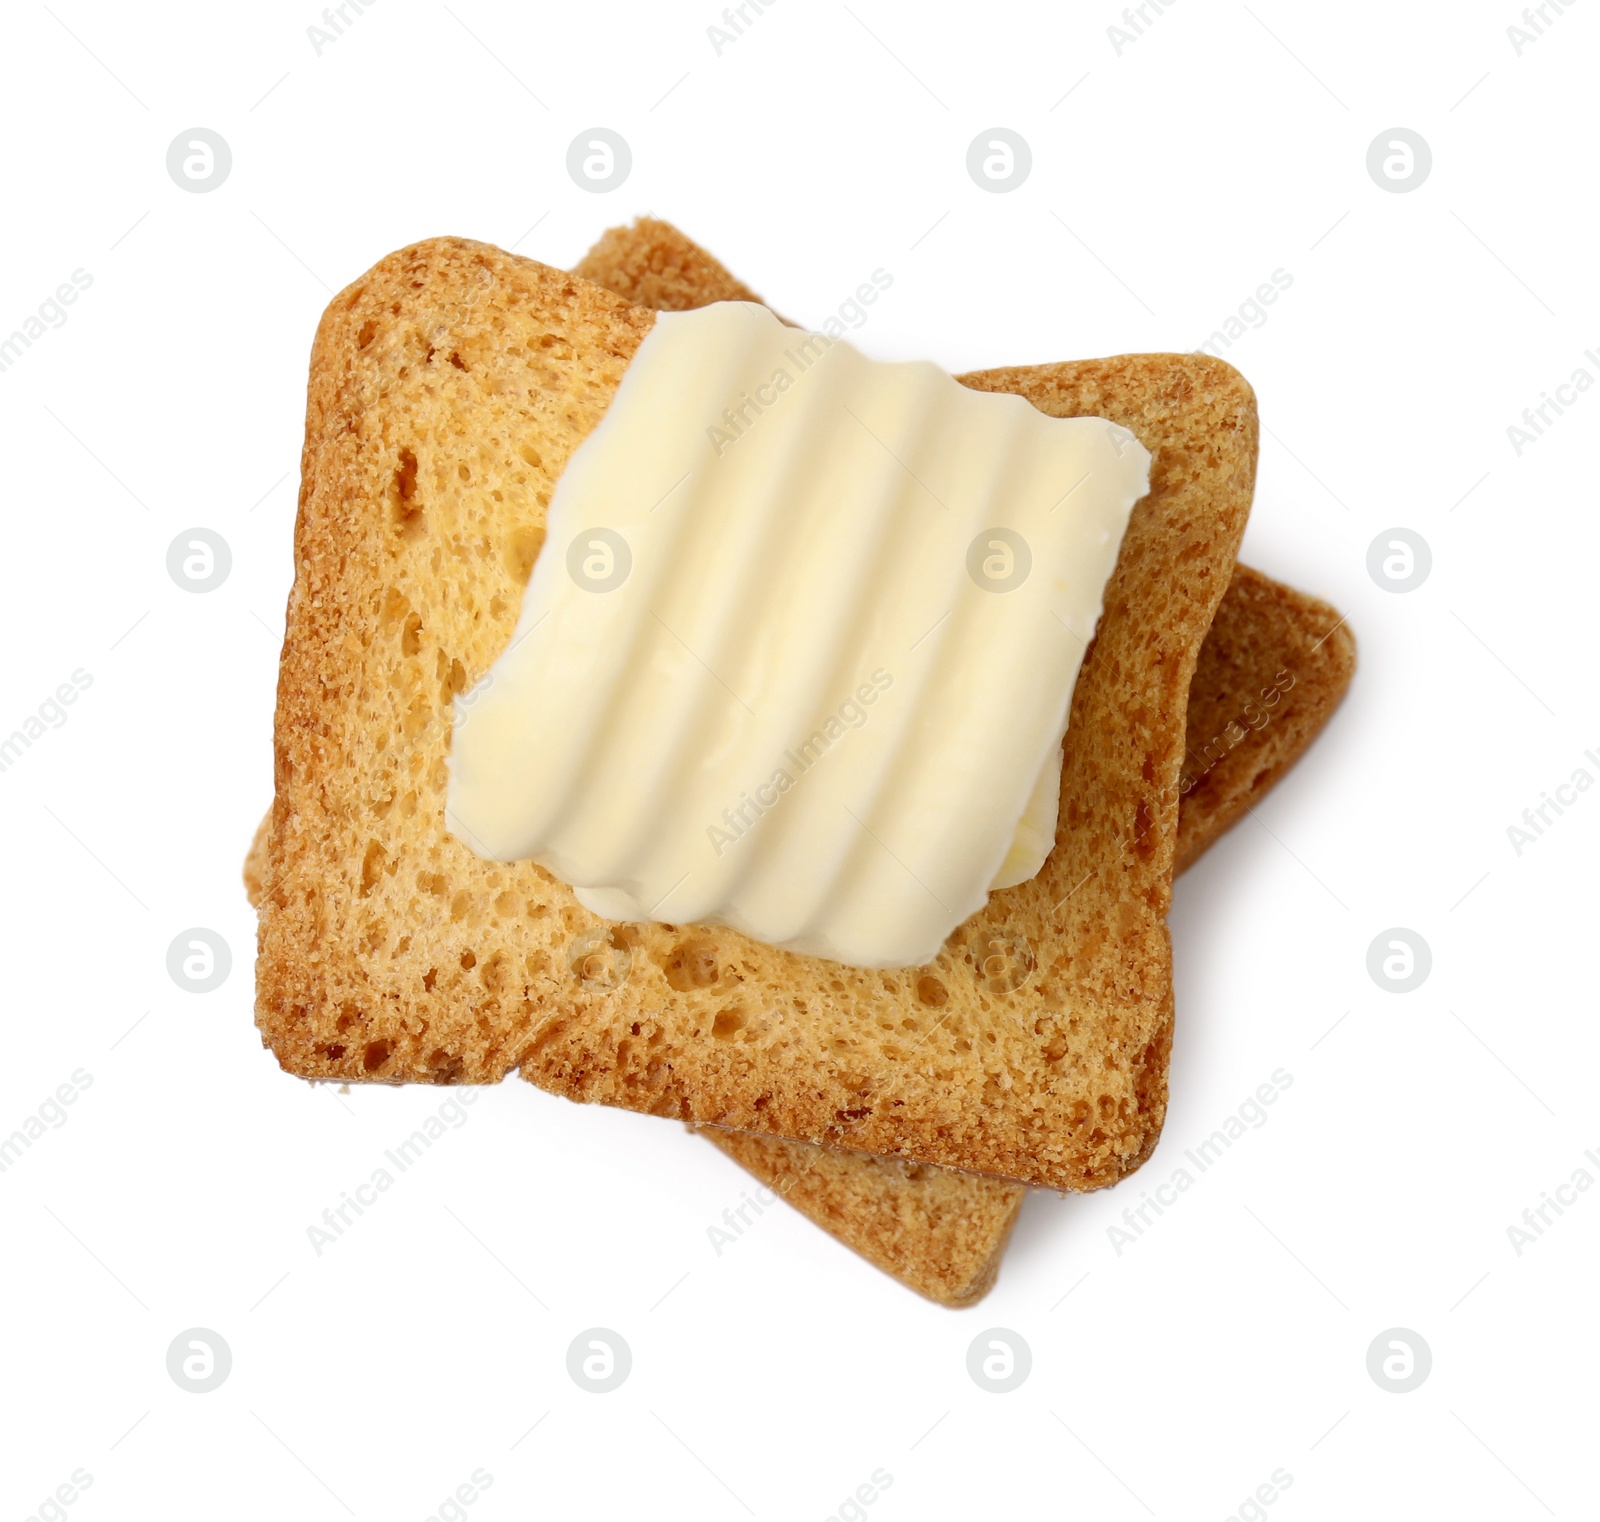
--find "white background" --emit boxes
[1,2,1595,1518]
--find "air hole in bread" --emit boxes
[362,1040,392,1071]
[428,1048,463,1080]
[440,656,467,705]
[459,949,477,969]
[359,840,387,895]
[357,319,377,348]
[392,448,424,538]
[396,448,418,499]
[660,941,719,992]
[711,1006,745,1041]
[916,975,948,1007]
[567,927,632,987]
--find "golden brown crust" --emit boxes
[1175,565,1356,872]
[252,235,1251,1190]
[243,810,271,907]
[572,217,768,313]
[699,1127,1024,1306]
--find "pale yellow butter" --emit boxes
[446,303,1150,967]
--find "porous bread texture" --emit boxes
[573,219,766,313]
[1174,565,1355,872]
[254,236,1254,1189]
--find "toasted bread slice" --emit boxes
[253,237,1253,1189]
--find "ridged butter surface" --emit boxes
[446,302,1151,966]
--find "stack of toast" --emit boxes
[246,219,1354,1303]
